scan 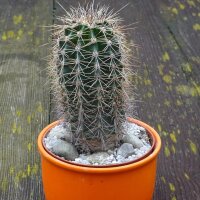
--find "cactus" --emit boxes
[50,3,133,153]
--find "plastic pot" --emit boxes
[38,118,161,200]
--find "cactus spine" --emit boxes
[50,4,132,153]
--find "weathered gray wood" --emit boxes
[135,1,200,199]
[0,0,52,199]
[133,0,200,199]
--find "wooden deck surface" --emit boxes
[0,0,199,199]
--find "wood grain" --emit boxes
[133,0,200,199]
[0,0,52,199]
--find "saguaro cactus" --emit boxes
[50,4,132,152]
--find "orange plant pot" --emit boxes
[38,118,161,200]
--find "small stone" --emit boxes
[86,152,110,164]
[139,130,150,143]
[117,143,135,158]
[107,150,114,155]
[123,134,144,148]
[74,158,90,165]
[139,129,146,135]
[140,145,149,152]
[48,124,71,142]
[52,140,78,160]
[112,160,117,164]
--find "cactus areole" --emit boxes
[50,4,132,153]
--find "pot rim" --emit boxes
[38,117,161,174]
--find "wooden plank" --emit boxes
[132,0,200,199]
[0,0,52,199]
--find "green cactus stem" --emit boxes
[50,3,133,152]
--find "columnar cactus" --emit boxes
[50,4,132,153]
